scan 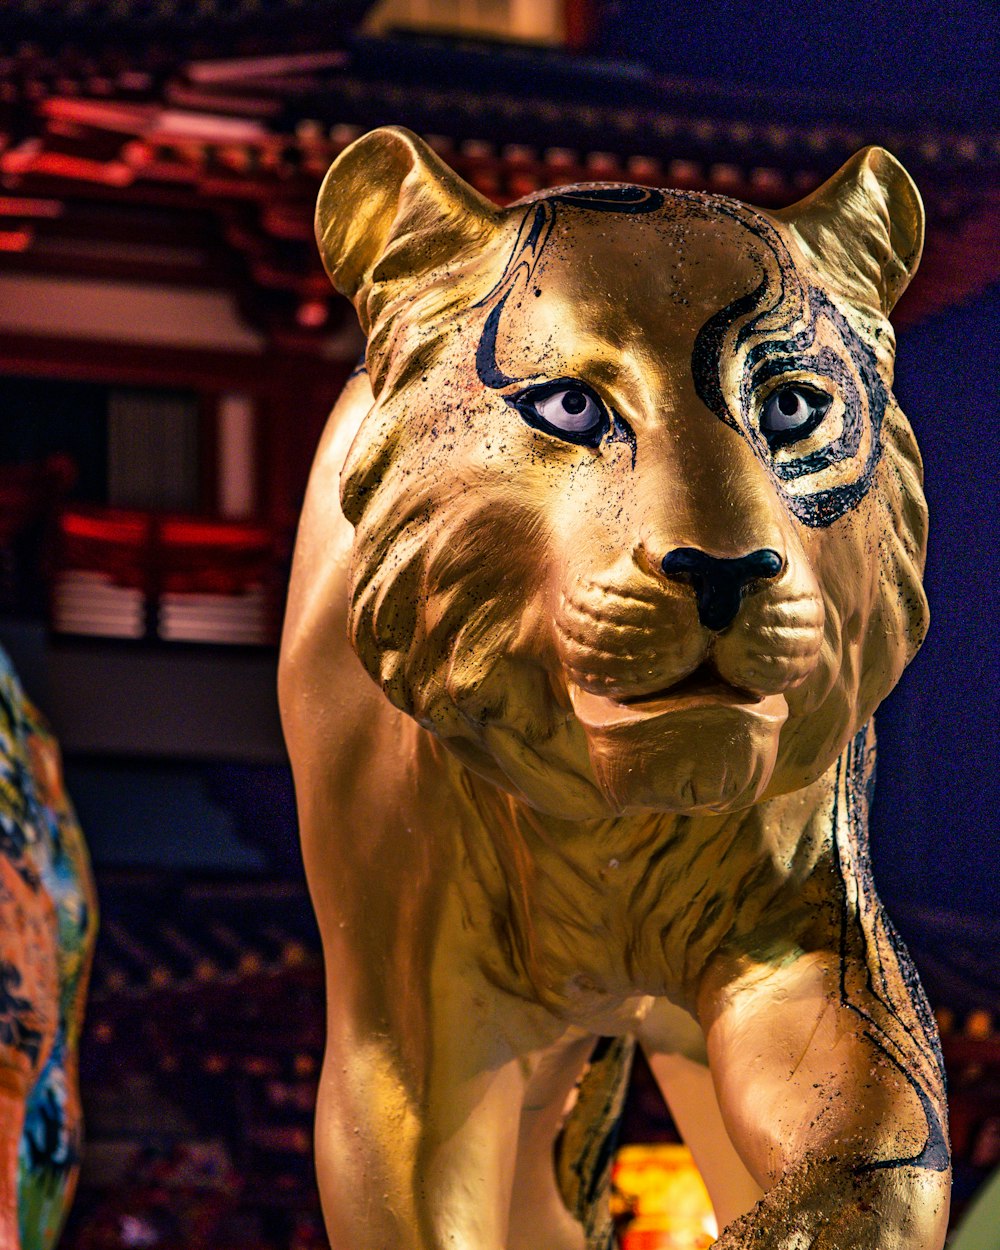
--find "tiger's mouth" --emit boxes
[567,661,786,732]
[613,662,759,708]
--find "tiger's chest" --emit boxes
[463,815,743,1018]
[458,773,833,1027]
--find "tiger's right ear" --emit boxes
[775,146,924,317]
[316,126,501,336]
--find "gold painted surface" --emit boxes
[280,127,950,1248]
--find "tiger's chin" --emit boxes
[445,681,790,820]
[570,684,789,816]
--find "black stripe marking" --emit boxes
[831,729,949,1174]
[690,202,889,528]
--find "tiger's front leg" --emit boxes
[700,942,950,1249]
[315,921,575,1250]
[695,762,951,1250]
[317,1002,519,1248]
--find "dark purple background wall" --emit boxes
[875,288,1000,918]
[595,0,998,128]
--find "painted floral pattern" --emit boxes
[0,648,97,1250]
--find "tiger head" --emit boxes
[316,127,928,820]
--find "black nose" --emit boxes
[660,547,783,631]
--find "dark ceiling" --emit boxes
[595,0,999,128]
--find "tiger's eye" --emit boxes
[777,391,802,418]
[760,385,832,448]
[561,391,588,415]
[509,381,611,446]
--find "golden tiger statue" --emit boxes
[279,126,950,1250]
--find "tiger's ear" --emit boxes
[316,126,500,335]
[776,146,924,316]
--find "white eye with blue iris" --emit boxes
[508,381,610,447]
[530,385,602,430]
[760,384,832,448]
[533,388,602,433]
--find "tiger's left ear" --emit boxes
[776,146,924,316]
[315,126,500,337]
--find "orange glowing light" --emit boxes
[612,1144,718,1250]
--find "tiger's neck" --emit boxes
[451,747,856,1022]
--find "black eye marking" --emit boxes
[759,384,832,450]
[689,200,889,529]
[477,293,518,389]
[607,409,638,465]
[474,185,663,470]
[746,349,862,483]
[830,727,950,1176]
